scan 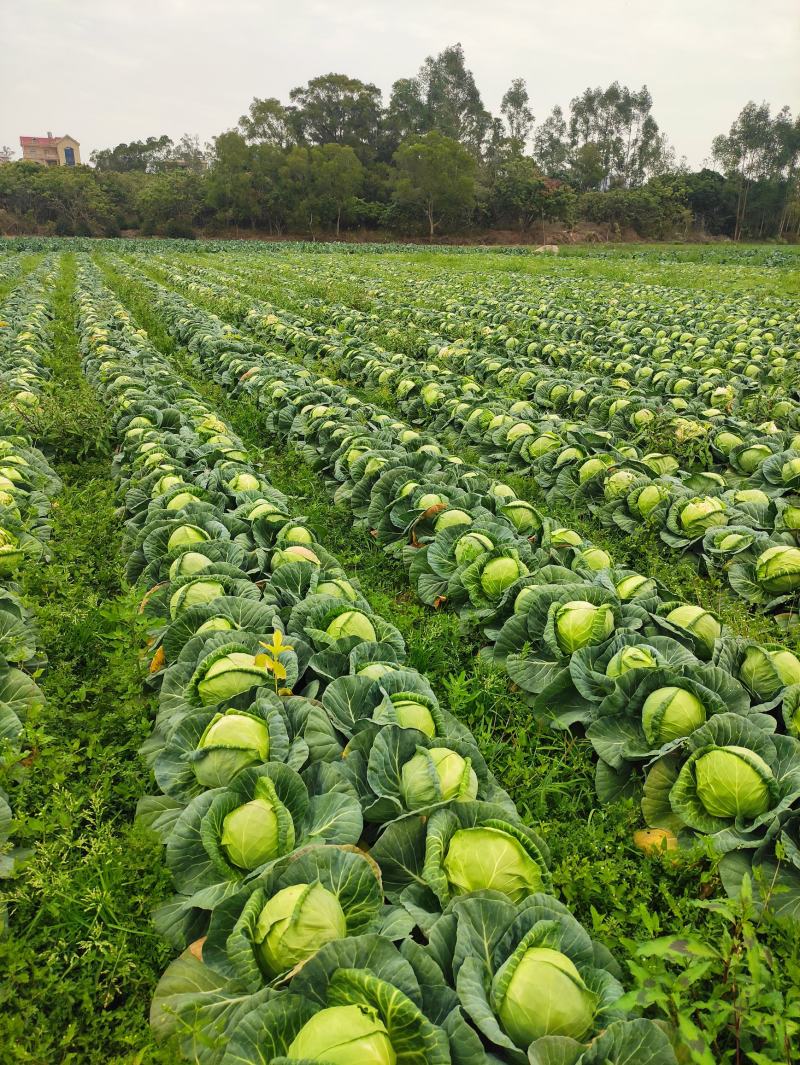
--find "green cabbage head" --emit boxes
[434,509,472,533]
[443,826,544,902]
[554,601,615,655]
[573,547,611,572]
[454,532,493,566]
[326,610,377,642]
[167,524,210,552]
[740,645,800,701]
[480,556,529,598]
[501,500,541,535]
[169,552,213,580]
[197,652,270,705]
[194,710,270,788]
[693,746,775,820]
[400,747,478,809]
[636,484,669,518]
[169,579,225,620]
[0,529,23,574]
[755,545,800,594]
[641,686,707,745]
[605,645,657,679]
[254,881,346,975]
[389,698,436,737]
[286,1004,395,1065]
[495,946,597,1046]
[679,496,728,537]
[615,573,657,600]
[665,604,721,656]
[221,789,294,870]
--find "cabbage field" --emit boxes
[0,239,799,1063]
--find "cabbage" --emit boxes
[755,545,800,594]
[553,601,615,655]
[641,686,707,745]
[167,524,210,551]
[326,610,377,642]
[286,1004,396,1065]
[605,645,657,679]
[169,579,225,619]
[495,946,596,1045]
[194,711,270,788]
[255,882,346,975]
[169,552,213,579]
[740,645,800,701]
[390,698,436,737]
[480,556,528,598]
[271,545,321,569]
[220,793,293,870]
[665,604,720,656]
[443,826,544,902]
[434,509,473,532]
[197,652,270,705]
[693,746,774,820]
[679,496,728,537]
[400,747,478,809]
[454,532,493,566]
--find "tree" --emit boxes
[309,144,363,235]
[568,83,665,187]
[501,79,534,154]
[712,101,776,240]
[491,158,576,234]
[171,134,211,173]
[90,135,174,173]
[682,169,736,235]
[250,143,292,233]
[288,74,382,161]
[491,157,547,231]
[239,97,292,147]
[533,107,570,178]
[384,78,428,154]
[205,131,258,229]
[394,130,476,239]
[0,146,14,164]
[137,169,204,235]
[774,108,800,237]
[568,143,607,191]
[386,44,492,157]
[0,162,117,234]
[417,43,491,154]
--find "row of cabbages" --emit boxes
[142,255,800,624]
[108,256,800,915]
[0,256,25,288]
[75,259,680,1065]
[0,263,62,932]
[203,251,796,410]
[191,251,799,456]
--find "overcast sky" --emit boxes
[1,0,798,167]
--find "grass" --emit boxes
[0,255,178,1063]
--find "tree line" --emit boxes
[1,44,798,241]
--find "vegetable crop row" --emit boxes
[102,253,800,917]
[145,253,800,627]
[74,257,684,1064]
[0,262,62,931]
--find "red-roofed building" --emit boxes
[19,133,81,167]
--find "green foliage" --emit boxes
[394,131,477,238]
[0,258,175,1060]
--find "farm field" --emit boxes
[0,238,799,1064]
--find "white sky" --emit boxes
[1,0,798,167]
